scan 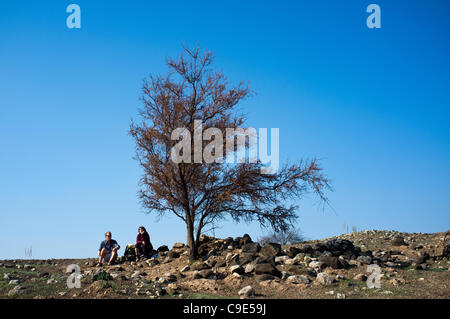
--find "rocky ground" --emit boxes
[1,230,449,299]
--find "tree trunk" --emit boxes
[186,219,197,261]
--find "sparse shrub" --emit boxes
[258,227,305,245]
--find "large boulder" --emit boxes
[222,237,234,248]
[240,234,253,246]
[198,269,214,279]
[197,243,210,256]
[328,239,354,253]
[168,251,180,259]
[392,236,406,246]
[444,244,450,258]
[318,256,341,269]
[233,237,243,248]
[254,256,276,266]
[286,247,302,258]
[172,242,185,250]
[229,265,245,275]
[315,242,328,253]
[190,262,210,271]
[299,245,314,255]
[237,255,255,267]
[286,265,315,277]
[242,243,261,254]
[412,252,429,264]
[157,245,169,252]
[260,243,282,257]
[254,263,280,276]
[356,255,372,265]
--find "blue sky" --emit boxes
[0,1,449,259]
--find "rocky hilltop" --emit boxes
[1,230,449,299]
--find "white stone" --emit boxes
[229,265,243,274]
[180,265,190,272]
[316,272,334,285]
[275,256,289,264]
[244,263,255,273]
[238,286,255,299]
[284,258,296,265]
[287,275,310,284]
[309,261,321,269]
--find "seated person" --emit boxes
[97,231,120,266]
[134,226,153,260]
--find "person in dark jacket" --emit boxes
[135,226,153,260]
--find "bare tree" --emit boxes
[130,46,331,261]
[259,227,305,245]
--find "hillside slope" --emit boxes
[1,230,449,299]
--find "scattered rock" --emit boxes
[241,243,261,254]
[172,242,185,250]
[413,253,429,264]
[164,273,178,282]
[316,272,334,285]
[245,263,256,274]
[414,264,428,271]
[157,245,169,252]
[190,261,210,271]
[8,285,24,297]
[286,265,315,277]
[392,236,406,246]
[229,265,245,275]
[168,251,180,259]
[254,263,279,276]
[309,261,321,269]
[180,265,190,272]
[286,247,302,258]
[240,234,253,246]
[318,256,341,269]
[385,261,397,268]
[389,278,406,286]
[356,255,372,265]
[260,243,282,257]
[286,275,310,284]
[198,269,214,279]
[353,273,367,281]
[255,274,276,282]
[238,285,255,299]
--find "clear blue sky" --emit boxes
[1,1,449,259]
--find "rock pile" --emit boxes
[68,230,448,299]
